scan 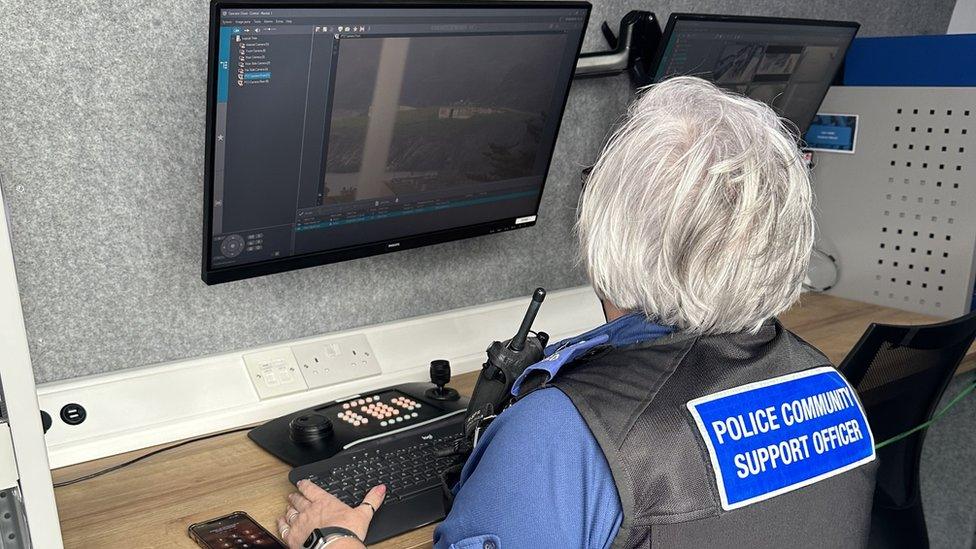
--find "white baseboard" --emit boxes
[37,286,603,469]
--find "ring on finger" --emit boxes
[360,501,376,514]
[279,525,290,537]
[287,510,300,523]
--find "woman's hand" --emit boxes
[277,480,386,548]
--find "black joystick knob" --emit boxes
[289,413,334,444]
[430,359,451,386]
[426,359,460,401]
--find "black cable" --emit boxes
[53,426,253,488]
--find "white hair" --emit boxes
[577,76,814,334]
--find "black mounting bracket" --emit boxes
[574,11,662,87]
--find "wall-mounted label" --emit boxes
[804,113,858,153]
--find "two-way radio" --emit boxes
[463,288,549,444]
[437,288,550,504]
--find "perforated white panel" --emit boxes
[812,87,976,318]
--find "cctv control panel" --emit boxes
[248,382,468,466]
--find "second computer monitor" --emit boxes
[653,14,859,133]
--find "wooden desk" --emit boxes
[52,294,972,548]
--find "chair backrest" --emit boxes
[839,311,976,509]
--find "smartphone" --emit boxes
[188,511,286,548]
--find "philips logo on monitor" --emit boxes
[686,366,875,510]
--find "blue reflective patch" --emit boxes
[510,334,609,396]
[687,367,875,510]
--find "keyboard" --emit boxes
[289,413,465,544]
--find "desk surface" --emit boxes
[52,294,972,549]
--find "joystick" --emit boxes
[426,359,460,401]
[289,413,334,444]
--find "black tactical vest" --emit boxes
[537,320,878,549]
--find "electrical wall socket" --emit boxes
[292,334,381,389]
[243,348,308,399]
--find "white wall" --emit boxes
[948,0,976,33]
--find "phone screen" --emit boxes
[189,512,286,548]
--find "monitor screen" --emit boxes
[653,14,858,134]
[203,2,589,284]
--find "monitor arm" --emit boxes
[574,11,661,86]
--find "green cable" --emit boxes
[874,380,976,450]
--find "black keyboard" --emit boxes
[304,430,461,505]
[289,414,465,544]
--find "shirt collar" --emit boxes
[511,313,673,396]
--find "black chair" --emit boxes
[838,310,976,549]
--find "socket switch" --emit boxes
[243,348,308,399]
[292,334,381,389]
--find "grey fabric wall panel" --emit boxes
[921,371,976,549]
[0,0,954,383]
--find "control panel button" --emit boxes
[220,234,246,257]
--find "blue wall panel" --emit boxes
[845,34,976,87]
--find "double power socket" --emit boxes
[243,334,382,399]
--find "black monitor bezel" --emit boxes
[649,13,860,133]
[202,0,592,284]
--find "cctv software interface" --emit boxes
[211,7,586,268]
[655,19,856,131]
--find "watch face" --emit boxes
[305,527,356,548]
[302,531,322,549]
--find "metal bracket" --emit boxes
[574,11,662,86]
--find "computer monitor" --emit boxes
[652,14,859,134]
[203,1,590,284]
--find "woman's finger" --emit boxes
[288,492,312,511]
[297,479,333,503]
[285,505,300,524]
[276,517,290,540]
[358,484,387,517]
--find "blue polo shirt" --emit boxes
[433,314,672,549]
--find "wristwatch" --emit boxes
[301,526,362,548]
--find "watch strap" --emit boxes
[303,526,361,548]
